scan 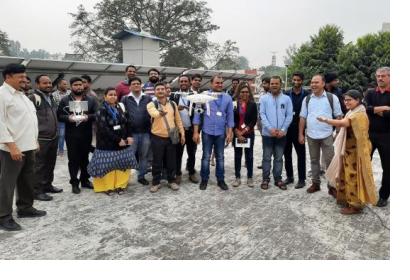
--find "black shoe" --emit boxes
[81,180,93,189]
[284,177,294,185]
[34,193,53,201]
[44,186,63,193]
[217,181,229,191]
[295,180,306,189]
[257,165,263,169]
[0,217,22,231]
[17,207,47,218]
[138,178,150,185]
[376,198,388,207]
[72,183,81,194]
[199,181,208,190]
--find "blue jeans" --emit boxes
[131,133,151,180]
[262,136,286,182]
[200,133,225,182]
[234,134,255,178]
[58,122,65,153]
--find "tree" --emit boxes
[206,40,239,70]
[69,0,219,64]
[236,56,250,70]
[288,24,345,85]
[258,65,285,78]
[0,29,11,56]
[337,32,390,91]
[162,46,206,68]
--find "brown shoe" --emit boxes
[260,180,269,190]
[340,207,362,215]
[275,180,287,190]
[307,183,321,193]
[189,173,199,184]
[175,175,182,185]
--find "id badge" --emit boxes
[216,111,222,117]
[113,125,121,131]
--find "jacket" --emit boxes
[28,90,58,141]
[121,94,152,134]
[233,101,258,136]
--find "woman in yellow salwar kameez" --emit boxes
[88,88,136,195]
[317,90,377,215]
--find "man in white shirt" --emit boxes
[0,64,47,231]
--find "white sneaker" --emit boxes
[232,178,241,187]
[247,178,254,188]
[150,184,161,193]
[168,183,179,191]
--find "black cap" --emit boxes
[324,72,338,83]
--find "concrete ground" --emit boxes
[0,134,389,259]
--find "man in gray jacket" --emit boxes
[29,75,63,201]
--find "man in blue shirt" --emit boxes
[259,76,293,190]
[299,74,343,194]
[193,75,234,191]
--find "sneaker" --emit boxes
[217,181,229,191]
[168,182,180,191]
[138,178,150,186]
[247,178,254,188]
[175,175,182,185]
[232,178,241,187]
[150,184,161,193]
[199,181,207,190]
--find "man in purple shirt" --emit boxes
[193,75,234,191]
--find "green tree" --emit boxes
[207,40,239,70]
[258,65,285,78]
[288,24,345,85]
[337,32,390,91]
[0,29,11,56]
[69,0,219,64]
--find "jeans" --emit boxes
[262,136,286,182]
[131,133,151,180]
[58,122,65,153]
[200,133,225,182]
[234,134,255,178]
[307,135,334,185]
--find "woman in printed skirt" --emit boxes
[90,87,134,195]
[232,82,258,188]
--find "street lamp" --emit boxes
[284,64,289,91]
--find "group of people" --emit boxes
[0,63,390,231]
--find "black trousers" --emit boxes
[370,132,390,200]
[151,135,177,185]
[0,150,35,218]
[34,138,58,194]
[66,135,92,185]
[176,129,197,176]
[284,125,306,181]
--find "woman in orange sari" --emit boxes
[317,90,377,215]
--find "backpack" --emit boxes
[305,92,336,118]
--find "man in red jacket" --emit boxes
[115,65,137,100]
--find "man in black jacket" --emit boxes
[29,75,62,201]
[121,77,152,186]
[365,67,390,207]
[169,75,199,184]
[284,72,309,188]
[57,77,98,194]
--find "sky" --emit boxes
[0,0,389,68]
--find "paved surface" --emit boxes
[0,134,389,259]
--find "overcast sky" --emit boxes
[0,0,389,68]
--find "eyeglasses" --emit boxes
[344,98,354,102]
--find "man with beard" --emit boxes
[28,75,62,201]
[57,77,98,194]
[116,65,137,101]
[143,68,160,97]
[192,75,234,191]
[170,75,199,184]
[325,72,346,115]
